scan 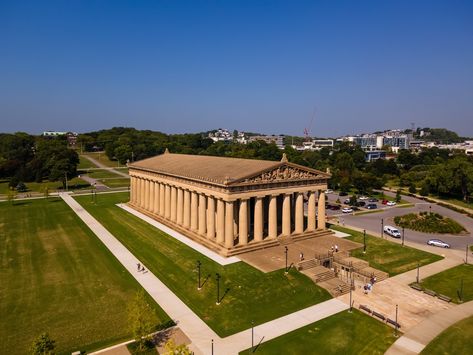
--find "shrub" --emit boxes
[395,212,466,234]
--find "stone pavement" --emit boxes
[385,300,473,354]
[61,193,349,355]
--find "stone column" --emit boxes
[176,188,184,225]
[159,183,165,216]
[144,179,150,211]
[282,193,292,235]
[268,195,278,238]
[164,184,171,219]
[207,196,215,240]
[153,181,160,214]
[254,197,263,242]
[216,199,225,245]
[295,192,304,234]
[307,191,316,231]
[198,194,207,235]
[317,190,326,230]
[149,180,155,213]
[170,186,177,222]
[225,201,234,248]
[191,191,198,231]
[183,189,191,228]
[239,199,248,245]
[130,177,135,203]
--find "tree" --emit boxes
[30,333,55,355]
[409,184,416,194]
[128,291,159,351]
[163,339,192,355]
[395,189,402,203]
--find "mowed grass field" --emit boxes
[421,315,473,355]
[75,192,332,337]
[0,198,170,355]
[331,225,443,276]
[420,264,473,303]
[239,309,398,355]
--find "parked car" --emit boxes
[427,239,450,248]
[342,207,353,213]
[386,201,396,206]
[383,225,401,238]
[344,199,351,204]
[329,205,341,210]
[355,201,366,207]
[359,196,369,200]
[382,199,389,205]
[339,191,348,196]
[325,189,334,194]
[366,203,377,209]
[368,198,378,202]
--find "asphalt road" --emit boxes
[325,191,473,251]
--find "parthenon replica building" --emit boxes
[128,150,331,256]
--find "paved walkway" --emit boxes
[118,203,240,266]
[385,300,473,354]
[61,193,349,355]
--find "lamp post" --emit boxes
[416,262,420,284]
[284,246,289,274]
[381,218,384,239]
[466,245,469,264]
[459,278,464,302]
[395,304,399,337]
[429,205,432,214]
[211,339,214,355]
[197,260,202,290]
[363,229,366,254]
[215,273,221,305]
[251,320,254,352]
[402,227,405,247]
[349,278,353,313]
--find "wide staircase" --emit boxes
[318,278,352,297]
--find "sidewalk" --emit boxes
[385,300,473,354]
[61,193,348,355]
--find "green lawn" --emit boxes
[0,198,171,355]
[419,264,473,303]
[75,192,332,337]
[78,156,97,169]
[330,225,443,276]
[88,169,127,179]
[421,315,473,355]
[0,178,91,195]
[437,196,473,211]
[100,178,130,188]
[82,152,122,168]
[239,309,398,355]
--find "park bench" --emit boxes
[423,289,437,297]
[410,283,423,291]
[386,318,401,329]
[372,311,386,321]
[359,304,371,314]
[438,294,452,303]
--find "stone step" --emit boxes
[297,258,319,270]
[318,279,351,296]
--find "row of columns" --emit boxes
[130,175,326,248]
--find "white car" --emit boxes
[325,189,334,194]
[359,196,369,200]
[386,201,397,206]
[383,225,401,238]
[342,207,353,213]
[427,239,450,248]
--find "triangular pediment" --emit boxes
[231,163,329,185]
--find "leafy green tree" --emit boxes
[128,291,159,351]
[30,333,55,355]
[163,339,192,355]
[396,189,402,202]
[409,184,416,194]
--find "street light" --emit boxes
[284,246,289,274]
[197,260,202,290]
[429,205,432,214]
[349,278,353,313]
[416,263,420,284]
[251,320,254,352]
[381,218,384,239]
[215,273,221,305]
[395,304,399,337]
[211,339,214,355]
[402,227,405,247]
[466,245,469,264]
[363,229,366,254]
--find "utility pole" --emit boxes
[381,218,384,239]
[363,229,366,254]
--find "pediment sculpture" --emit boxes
[244,166,319,183]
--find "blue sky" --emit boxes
[1,1,472,137]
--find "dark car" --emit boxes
[368,198,378,202]
[355,201,366,207]
[366,203,377,209]
[339,192,348,196]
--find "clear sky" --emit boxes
[1,1,472,137]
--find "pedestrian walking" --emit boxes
[137,263,141,271]
[299,252,304,261]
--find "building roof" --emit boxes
[129,151,330,186]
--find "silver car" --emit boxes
[427,239,450,248]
